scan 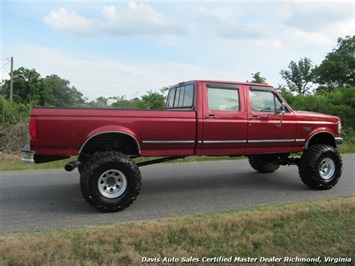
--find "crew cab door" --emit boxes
[246,87,297,153]
[199,83,248,155]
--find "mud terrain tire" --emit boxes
[298,145,342,190]
[80,151,142,212]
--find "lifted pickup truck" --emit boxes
[22,80,343,212]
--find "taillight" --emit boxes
[29,117,38,139]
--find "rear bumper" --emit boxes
[335,137,343,148]
[21,144,35,163]
[21,145,70,164]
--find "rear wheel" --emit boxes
[248,155,280,173]
[80,151,142,212]
[298,145,342,190]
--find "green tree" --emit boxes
[160,86,170,94]
[0,67,86,107]
[280,87,355,144]
[86,96,111,108]
[111,95,138,109]
[44,75,85,107]
[280,57,315,95]
[140,91,165,109]
[314,35,355,90]
[326,87,355,129]
[248,72,266,84]
[0,67,52,105]
[110,91,165,110]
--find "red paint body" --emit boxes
[28,80,342,162]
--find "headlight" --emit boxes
[338,121,342,134]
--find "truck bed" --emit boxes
[30,107,197,158]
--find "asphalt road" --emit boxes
[1,155,354,233]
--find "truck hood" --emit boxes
[293,110,340,122]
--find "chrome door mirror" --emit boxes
[275,102,286,115]
[276,102,286,127]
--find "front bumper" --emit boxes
[335,137,343,148]
[21,144,35,163]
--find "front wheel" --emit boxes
[80,151,142,212]
[298,145,342,190]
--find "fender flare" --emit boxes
[304,130,336,149]
[79,126,141,154]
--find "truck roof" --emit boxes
[172,80,274,88]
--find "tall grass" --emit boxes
[0,154,73,172]
[338,142,355,154]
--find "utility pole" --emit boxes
[9,57,14,102]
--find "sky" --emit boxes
[1,0,354,100]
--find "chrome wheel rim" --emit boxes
[98,169,127,198]
[318,158,335,180]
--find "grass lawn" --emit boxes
[0,197,354,265]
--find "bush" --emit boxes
[342,127,355,145]
[281,87,355,145]
[0,96,31,153]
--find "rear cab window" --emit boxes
[166,84,194,109]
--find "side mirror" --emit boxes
[275,102,286,115]
[281,102,286,112]
[276,102,286,127]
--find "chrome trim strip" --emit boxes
[295,139,306,142]
[199,139,305,144]
[142,140,195,144]
[248,139,295,143]
[203,140,247,144]
[298,121,333,124]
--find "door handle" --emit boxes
[205,114,216,119]
[249,115,260,120]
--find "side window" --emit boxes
[166,89,176,108]
[208,87,239,111]
[166,85,194,108]
[250,89,283,112]
[180,85,194,107]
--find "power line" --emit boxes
[1,57,11,69]
[1,60,11,70]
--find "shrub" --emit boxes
[0,96,30,153]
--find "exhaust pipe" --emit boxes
[65,160,81,172]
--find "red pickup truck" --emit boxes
[22,80,343,212]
